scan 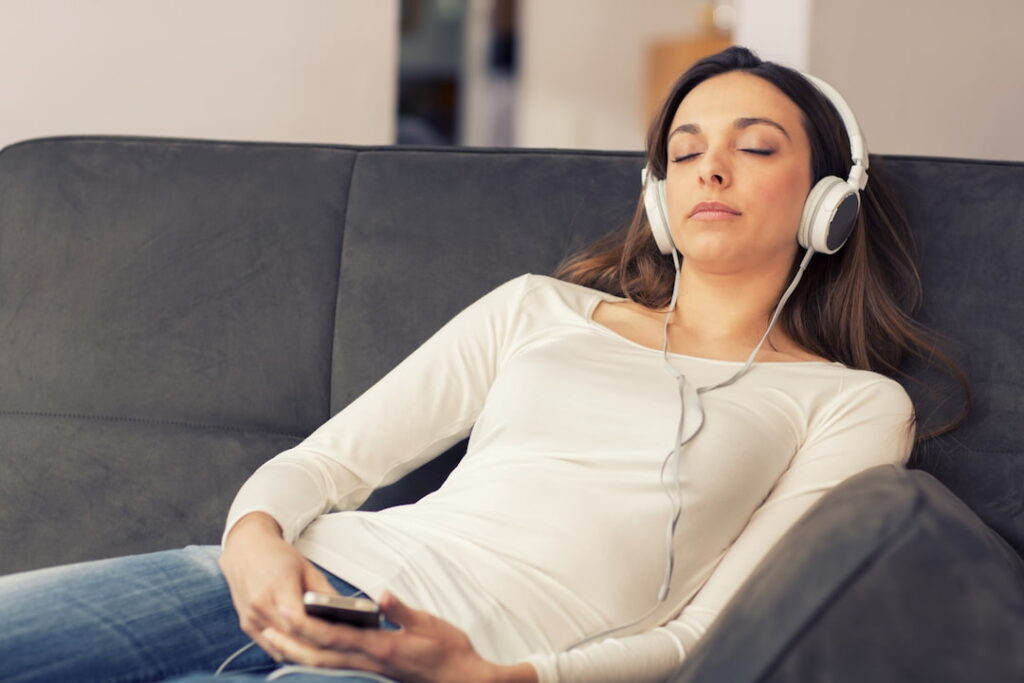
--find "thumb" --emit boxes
[263,568,307,634]
[302,562,338,596]
[278,563,335,628]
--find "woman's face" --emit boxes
[663,71,813,275]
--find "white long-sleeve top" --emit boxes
[223,273,915,683]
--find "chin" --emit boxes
[678,239,742,265]
[679,236,798,273]
[678,253,748,275]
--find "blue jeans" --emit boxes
[0,546,398,683]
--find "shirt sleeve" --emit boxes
[221,273,532,546]
[525,375,916,683]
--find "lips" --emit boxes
[689,201,741,218]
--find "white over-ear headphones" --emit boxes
[642,71,869,256]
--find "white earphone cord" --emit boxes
[568,246,815,651]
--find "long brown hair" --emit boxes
[552,46,969,441]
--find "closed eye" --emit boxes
[671,149,774,163]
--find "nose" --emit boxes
[697,148,730,187]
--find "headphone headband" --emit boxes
[800,73,869,191]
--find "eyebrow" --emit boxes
[669,117,791,140]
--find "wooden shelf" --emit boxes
[646,33,733,126]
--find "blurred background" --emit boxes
[0,0,1021,160]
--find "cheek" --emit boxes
[755,167,811,230]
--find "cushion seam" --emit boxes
[329,151,358,416]
[0,409,305,439]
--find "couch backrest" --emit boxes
[0,138,358,572]
[883,154,1024,556]
[0,136,1021,574]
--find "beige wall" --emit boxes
[516,0,705,150]
[6,1,1016,160]
[0,0,399,151]
[516,0,1023,161]
[809,0,1024,162]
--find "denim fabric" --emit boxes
[0,546,397,682]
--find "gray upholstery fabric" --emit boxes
[670,466,1024,682]
[0,138,352,433]
[0,137,355,570]
[0,414,298,574]
[882,157,1024,556]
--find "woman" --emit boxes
[0,46,966,683]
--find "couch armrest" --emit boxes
[670,464,1024,683]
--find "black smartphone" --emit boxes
[302,591,382,628]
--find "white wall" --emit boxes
[516,0,704,150]
[809,0,1024,162]
[0,0,399,151]
[733,0,810,70]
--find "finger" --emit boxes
[314,620,414,668]
[252,632,286,664]
[276,573,335,634]
[263,627,387,673]
[274,562,341,633]
[251,597,295,636]
[281,564,337,627]
[287,613,371,651]
[290,613,414,669]
[264,627,342,668]
[256,566,314,636]
[378,591,428,630]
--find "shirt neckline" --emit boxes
[582,289,844,367]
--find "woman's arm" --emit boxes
[216,274,531,661]
[221,273,532,546]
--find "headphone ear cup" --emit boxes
[644,176,676,255]
[798,176,861,254]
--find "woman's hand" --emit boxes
[219,511,339,661]
[262,591,538,683]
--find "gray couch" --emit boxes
[1,136,1022,681]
